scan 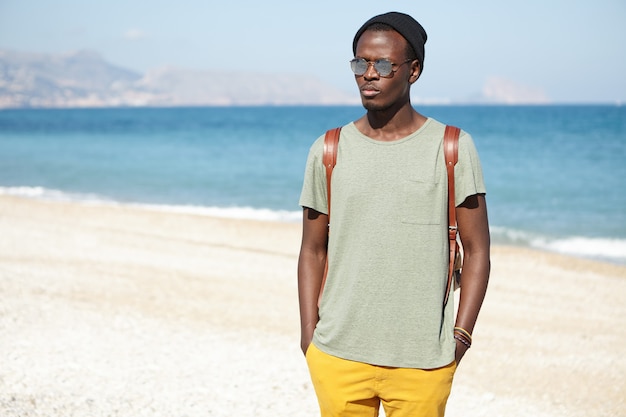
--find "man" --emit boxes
[298,11,490,417]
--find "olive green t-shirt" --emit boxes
[299,118,486,369]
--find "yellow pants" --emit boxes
[306,343,456,417]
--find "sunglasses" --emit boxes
[349,58,413,77]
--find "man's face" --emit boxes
[353,29,419,112]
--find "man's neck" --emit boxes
[355,103,427,142]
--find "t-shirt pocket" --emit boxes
[401,178,442,225]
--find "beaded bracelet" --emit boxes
[453,326,472,348]
[454,334,471,348]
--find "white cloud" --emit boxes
[123,29,147,41]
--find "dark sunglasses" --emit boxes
[349,58,413,77]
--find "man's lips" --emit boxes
[360,84,380,97]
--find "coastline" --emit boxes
[1,195,624,416]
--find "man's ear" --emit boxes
[409,60,421,84]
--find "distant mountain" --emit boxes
[0,49,358,108]
[476,77,550,104]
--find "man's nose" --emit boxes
[363,62,379,79]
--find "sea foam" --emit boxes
[0,186,301,223]
[491,226,626,265]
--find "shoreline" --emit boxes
[2,187,625,267]
[1,194,624,416]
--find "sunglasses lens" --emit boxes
[374,60,393,76]
[350,59,368,75]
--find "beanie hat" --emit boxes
[352,12,428,71]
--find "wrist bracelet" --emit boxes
[454,327,472,349]
[454,326,472,343]
[454,334,471,348]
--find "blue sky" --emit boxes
[1,0,625,103]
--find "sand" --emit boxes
[0,194,624,417]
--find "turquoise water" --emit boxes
[1,105,625,263]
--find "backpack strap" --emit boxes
[323,127,341,216]
[443,125,461,306]
[318,127,341,306]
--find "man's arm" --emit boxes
[454,193,491,364]
[297,207,329,355]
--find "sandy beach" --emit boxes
[0,194,624,417]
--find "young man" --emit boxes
[298,11,490,417]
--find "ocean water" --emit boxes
[1,105,625,264]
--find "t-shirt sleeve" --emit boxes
[454,131,487,206]
[299,135,329,214]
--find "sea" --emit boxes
[0,105,625,265]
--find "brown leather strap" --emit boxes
[323,127,341,215]
[443,125,461,306]
[318,127,341,306]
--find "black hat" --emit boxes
[352,12,428,71]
